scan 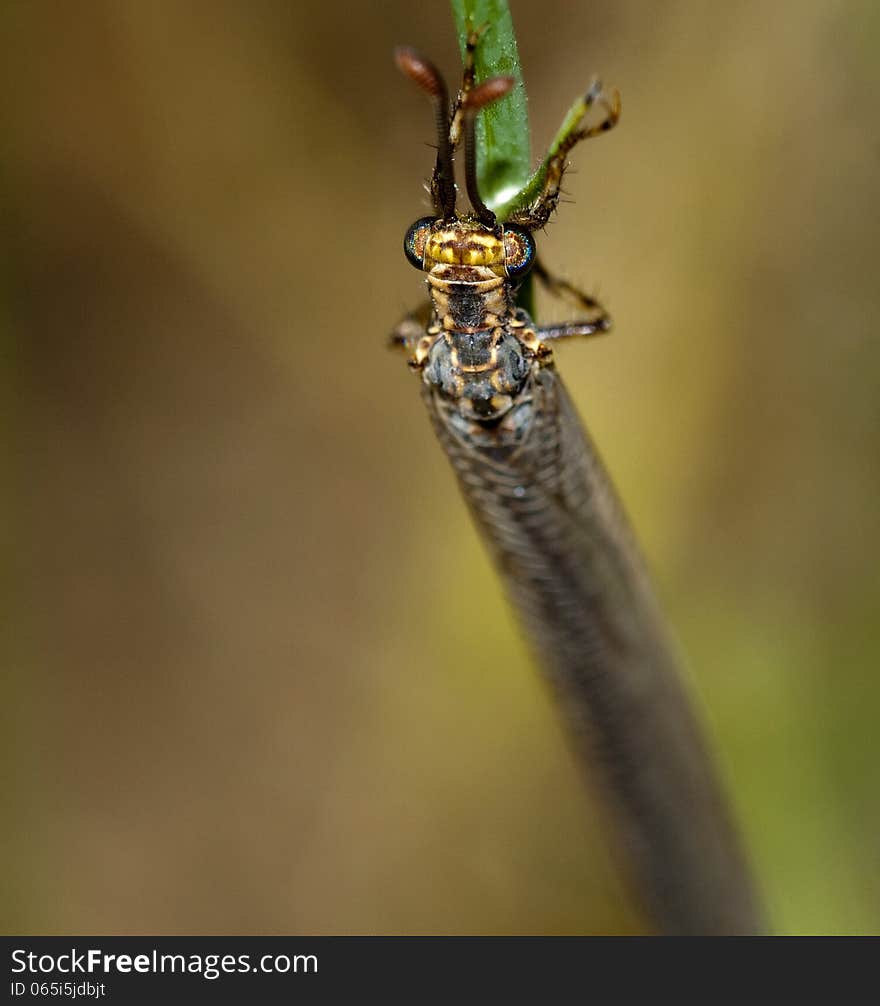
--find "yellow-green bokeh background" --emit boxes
[4,0,878,934]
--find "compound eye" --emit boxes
[404,217,435,269]
[503,224,536,279]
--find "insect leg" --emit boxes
[533,319,610,342]
[534,258,608,316]
[449,26,486,149]
[389,301,437,367]
[529,258,612,340]
[507,80,620,230]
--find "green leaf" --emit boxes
[450,0,530,212]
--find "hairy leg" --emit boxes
[507,80,620,230]
[389,301,437,367]
[449,27,485,150]
[530,259,612,340]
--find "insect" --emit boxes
[392,33,763,935]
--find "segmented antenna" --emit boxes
[394,47,456,219]
[462,76,515,228]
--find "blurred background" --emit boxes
[3,0,878,935]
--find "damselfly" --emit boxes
[392,34,763,936]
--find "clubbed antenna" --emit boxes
[462,76,515,228]
[394,47,457,219]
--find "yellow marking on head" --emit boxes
[425,228,505,269]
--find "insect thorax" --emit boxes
[422,262,533,421]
